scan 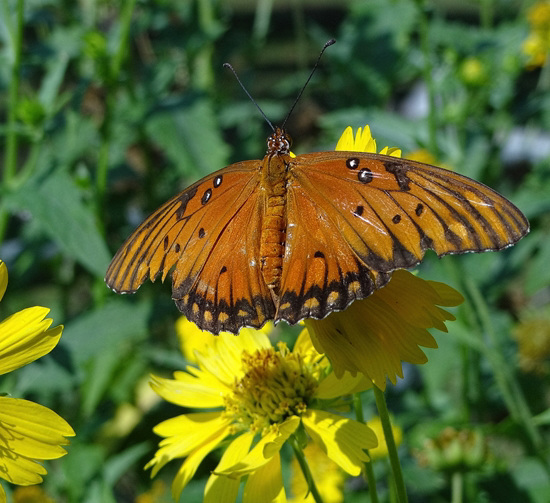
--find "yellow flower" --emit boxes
[147,323,376,501]
[523,1,550,68]
[288,443,344,503]
[513,308,550,375]
[304,126,464,390]
[12,485,54,503]
[366,416,403,461]
[0,261,75,500]
[414,427,489,473]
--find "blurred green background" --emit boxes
[1,0,549,501]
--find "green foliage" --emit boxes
[0,0,549,501]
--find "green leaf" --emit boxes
[146,96,229,178]
[62,298,152,366]
[38,51,70,112]
[5,167,111,276]
[103,443,151,486]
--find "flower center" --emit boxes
[224,342,319,434]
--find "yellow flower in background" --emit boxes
[523,1,550,68]
[366,416,403,461]
[12,485,55,503]
[147,323,376,501]
[0,261,75,501]
[414,427,489,473]
[304,126,464,389]
[513,308,550,375]
[288,443,344,503]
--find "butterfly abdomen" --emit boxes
[259,131,293,297]
[260,197,285,294]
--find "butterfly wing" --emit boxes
[105,161,275,333]
[276,151,528,324]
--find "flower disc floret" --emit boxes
[224,343,320,434]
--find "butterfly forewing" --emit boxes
[105,162,267,319]
[289,151,528,268]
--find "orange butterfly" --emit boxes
[105,126,529,334]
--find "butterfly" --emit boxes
[105,125,529,334]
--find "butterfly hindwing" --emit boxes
[277,179,391,325]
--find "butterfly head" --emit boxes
[267,127,292,156]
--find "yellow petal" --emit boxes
[243,452,286,503]
[293,329,324,365]
[380,146,402,157]
[302,409,377,476]
[147,412,231,476]
[196,330,271,386]
[205,433,255,503]
[0,307,62,375]
[0,397,74,486]
[0,261,7,303]
[175,316,217,363]
[334,125,400,155]
[149,370,227,408]
[315,371,372,400]
[218,416,300,477]
[305,270,462,390]
[170,425,231,501]
[0,451,46,486]
[334,126,354,151]
[0,483,5,503]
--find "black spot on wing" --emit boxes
[201,188,212,205]
[358,168,373,184]
[346,157,360,169]
[176,187,198,219]
[384,161,411,191]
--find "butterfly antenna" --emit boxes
[282,39,336,130]
[223,63,275,132]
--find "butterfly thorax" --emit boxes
[259,128,292,298]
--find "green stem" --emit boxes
[464,277,542,450]
[289,435,324,503]
[1,0,24,243]
[110,0,137,82]
[373,387,408,503]
[451,471,463,503]
[96,0,137,219]
[353,393,380,503]
[415,0,438,158]
[479,0,493,29]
